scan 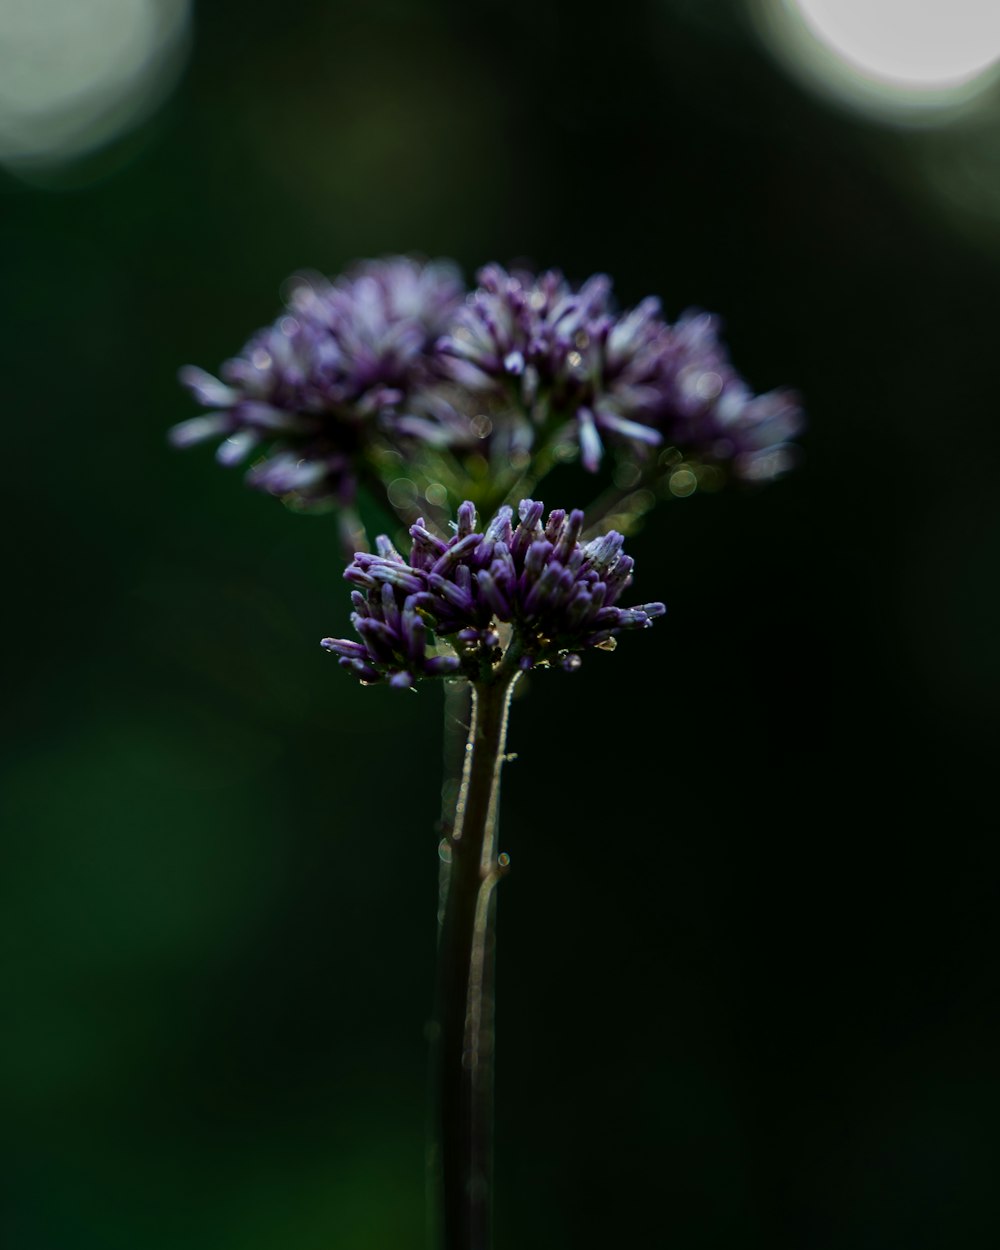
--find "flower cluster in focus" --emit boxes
[321,500,665,688]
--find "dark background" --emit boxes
[4,1,1000,1246]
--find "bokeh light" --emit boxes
[0,0,191,171]
[755,0,1000,123]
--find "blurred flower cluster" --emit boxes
[173,256,803,520]
[172,257,465,508]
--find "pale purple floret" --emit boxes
[171,257,465,505]
[321,498,665,686]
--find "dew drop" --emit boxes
[613,460,641,489]
[388,476,417,507]
[668,467,698,498]
[695,371,724,400]
[438,838,453,864]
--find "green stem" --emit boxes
[582,469,659,535]
[438,680,473,922]
[432,662,520,1250]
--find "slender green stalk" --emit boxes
[582,470,659,535]
[431,659,520,1250]
[426,679,472,1250]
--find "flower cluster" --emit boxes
[174,255,803,510]
[321,499,665,688]
[439,264,667,471]
[170,257,464,505]
[439,263,803,478]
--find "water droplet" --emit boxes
[698,465,725,493]
[695,371,724,400]
[438,838,453,864]
[668,467,698,498]
[387,476,417,507]
[498,852,511,869]
[613,460,641,489]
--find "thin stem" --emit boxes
[437,679,473,936]
[336,503,369,562]
[432,662,520,1250]
[583,471,659,535]
[427,678,472,1250]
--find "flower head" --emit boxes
[321,498,665,686]
[438,264,804,482]
[439,264,667,471]
[171,257,465,505]
[650,310,803,483]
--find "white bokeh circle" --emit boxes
[0,0,191,169]
[756,0,1000,123]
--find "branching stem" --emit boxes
[432,655,520,1250]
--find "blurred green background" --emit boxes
[4,1,1000,1246]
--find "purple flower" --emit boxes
[321,499,665,686]
[438,264,803,482]
[438,264,666,472]
[171,257,465,505]
[320,534,464,689]
[651,311,803,483]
